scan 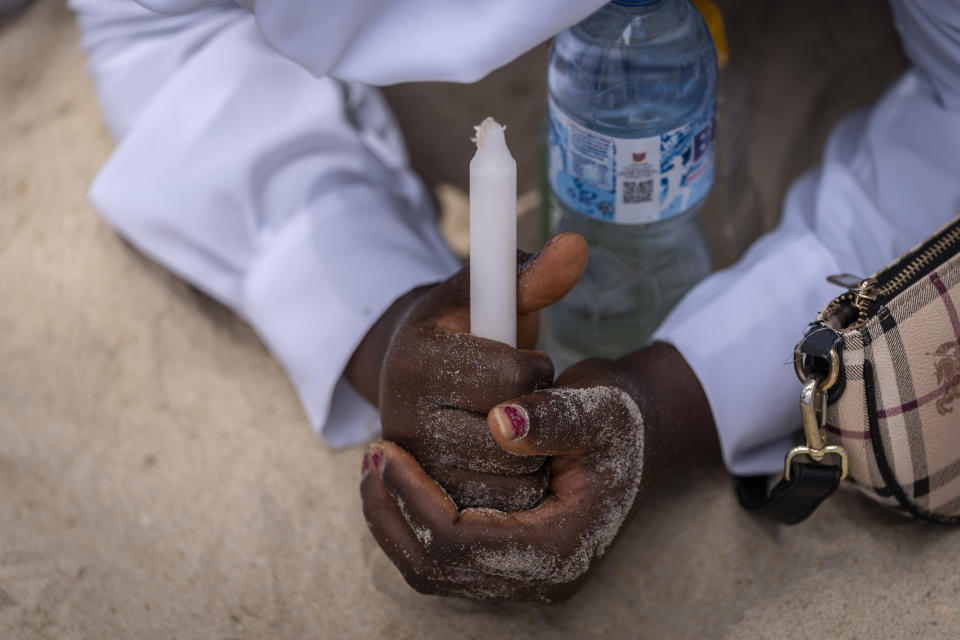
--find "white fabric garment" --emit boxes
[70,0,469,448]
[71,0,960,472]
[130,0,608,84]
[653,0,960,474]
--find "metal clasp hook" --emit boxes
[785,346,848,482]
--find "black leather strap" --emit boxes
[736,460,843,525]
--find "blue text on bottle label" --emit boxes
[547,98,715,224]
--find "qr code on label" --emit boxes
[623,180,653,204]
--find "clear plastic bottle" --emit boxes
[543,0,717,366]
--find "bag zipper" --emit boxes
[826,218,960,328]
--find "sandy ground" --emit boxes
[2,1,960,638]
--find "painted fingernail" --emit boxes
[543,236,556,249]
[496,404,528,441]
[370,446,386,475]
[361,452,371,478]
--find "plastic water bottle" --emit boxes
[543,0,717,366]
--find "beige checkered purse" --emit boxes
[738,215,960,524]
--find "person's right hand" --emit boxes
[375,232,589,511]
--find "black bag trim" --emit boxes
[735,462,842,525]
[800,323,846,405]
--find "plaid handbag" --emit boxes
[738,215,960,524]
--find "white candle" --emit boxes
[470,117,517,348]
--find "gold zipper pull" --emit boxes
[827,273,880,318]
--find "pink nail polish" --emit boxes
[501,405,528,441]
[361,453,371,477]
[371,450,384,473]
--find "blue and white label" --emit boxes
[547,98,715,224]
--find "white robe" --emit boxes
[69,0,960,474]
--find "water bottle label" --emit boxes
[547,98,715,224]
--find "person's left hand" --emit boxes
[360,355,645,602]
[360,343,719,602]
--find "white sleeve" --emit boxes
[653,0,960,475]
[129,0,608,84]
[71,0,460,448]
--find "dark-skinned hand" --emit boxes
[348,231,589,511]
[361,335,720,602]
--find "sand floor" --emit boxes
[2,1,959,638]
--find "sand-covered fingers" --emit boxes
[464,411,646,592]
[487,380,645,457]
[406,405,547,477]
[452,503,606,597]
[382,328,553,415]
[381,328,551,477]
[360,446,448,595]
[364,346,717,602]
[372,232,589,519]
[362,434,645,602]
[366,443,531,560]
[427,464,549,511]
[360,442,480,597]
[515,232,588,316]
[366,442,461,548]
[360,448,538,600]
[471,374,648,596]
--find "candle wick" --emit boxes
[471,117,507,148]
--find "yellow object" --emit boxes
[693,0,730,69]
